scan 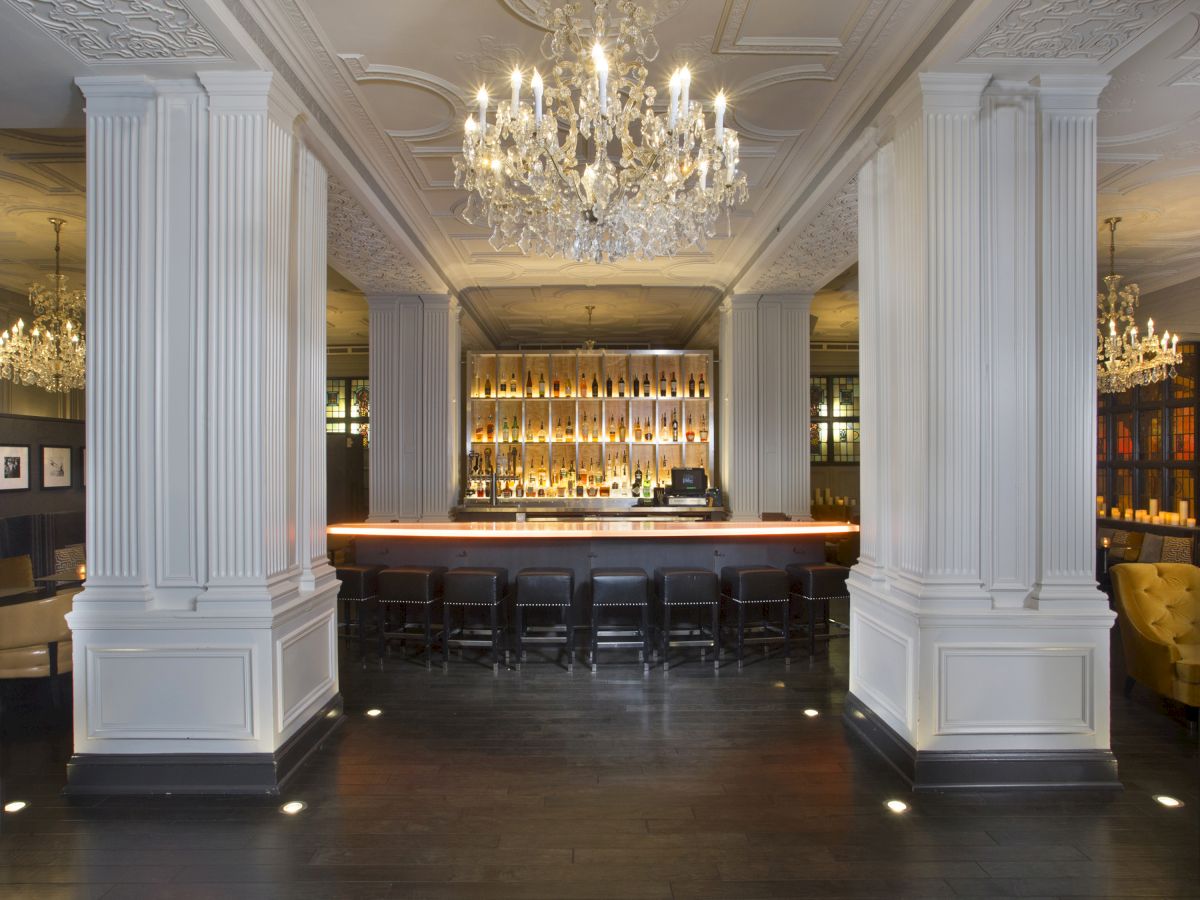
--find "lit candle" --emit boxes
[680,66,691,121]
[592,43,608,114]
[1172,334,1179,353]
[714,91,725,142]
[477,86,488,131]
[1181,500,1189,521]
[1149,498,1159,517]
[1188,517,1196,527]
[668,70,681,129]
[1110,507,1119,519]
[1109,319,1116,337]
[465,114,477,140]
[1148,318,1155,337]
[531,68,543,125]
[510,67,521,118]
[698,160,708,190]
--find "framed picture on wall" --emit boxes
[0,445,30,491]
[41,445,72,489]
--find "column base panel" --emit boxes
[843,693,1120,791]
[63,695,343,796]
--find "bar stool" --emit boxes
[378,566,446,669]
[443,567,508,674]
[335,564,384,661]
[654,567,720,672]
[720,565,791,670]
[515,567,576,672]
[589,568,652,674]
[786,562,850,656]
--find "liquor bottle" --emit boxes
[633,374,640,397]
[686,414,695,442]
[555,418,564,441]
[499,373,507,397]
[608,416,616,441]
[698,373,706,397]
[552,373,560,397]
[634,418,643,441]
[502,418,510,442]
[538,372,546,398]
[581,416,589,442]
[661,413,668,440]
[484,375,492,398]
[643,474,653,499]
[606,374,613,397]
[580,373,588,397]
[566,415,574,440]
[510,372,517,397]
[633,462,643,496]
[645,424,653,443]
[592,415,599,441]
[671,411,679,442]
[699,414,708,442]
[526,370,533,397]
[619,417,627,442]
[516,479,524,498]
[618,374,626,397]
[659,370,667,397]
[473,418,484,441]
[592,372,599,397]
[670,372,677,397]
[688,373,695,397]
[538,419,546,442]
[473,373,481,397]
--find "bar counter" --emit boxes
[331,519,858,575]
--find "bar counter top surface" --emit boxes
[328,520,858,540]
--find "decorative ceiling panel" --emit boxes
[7,0,227,62]
[745,176,858,293]
[327,176,433,295]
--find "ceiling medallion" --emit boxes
[1096,216,1180,395]
[454,0,748,262]
[0,218,86,394]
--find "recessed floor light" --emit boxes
[885,799,909,813]
[3,801,27,813]
[280,800,306,815]
[365,708,382,717]
[1154,794,1184,808]
[772,681,786,688]
[803,708,819,718]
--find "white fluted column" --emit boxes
[66,73,340,793]
[367,294,422,521]
[720,295,761,520]
[846,73,1116,790]
[768,294,813,519]
[1034,75,1110,609]
[419,294,460,521]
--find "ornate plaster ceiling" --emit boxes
[0,129,86,321]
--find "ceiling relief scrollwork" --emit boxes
[966,0,1183,62]
[327,177,432,295]
[7,0,226,61]
[748,177,858,293]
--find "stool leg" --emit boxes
[809,594,816,657]
[358,598,368,665]
[490,602,499,675]
[443,604,451,670]
[378,601,389,663]
[515,605,524,668]
[641,603,650,674]
[662,604,671,672]
[425,602,434,670]
[565,602,575,673]
[711,601,721,670]
[737,601,745,670]
[591,601,599,673]
[782,597,791,665]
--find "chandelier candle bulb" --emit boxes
[669,70,680,128]
[680,66,690,119]
[477,87,488,130]
[532,69,543,124]
[511,67,521,117]
[593,43,608,114]
[714,91,725,142]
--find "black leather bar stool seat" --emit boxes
[515,567,576,672]
[589,568,651,674]
[378,566,447,669]
[786,562,851,655]
[443,567,508,674]
[654,567,720,672]
[335,564,384,661]
[720,565,791,669]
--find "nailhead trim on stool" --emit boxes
[377,566,446,669]
[516,568,576,672]
[654,567,720,672]
[720,565,791,669]
[443,567,508,674]
[589,568,650,673]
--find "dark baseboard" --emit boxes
[843,692,1121,791]
[64,695,343,795]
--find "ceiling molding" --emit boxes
[339,53,467,140]
[965,0,1184,62]
[7,0,228,63]
[327,176,433,295]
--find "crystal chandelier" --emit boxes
[454,0,748,262]
[1096,216,1180,395]
[0,218,86,393]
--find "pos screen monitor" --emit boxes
[671,467,707,495]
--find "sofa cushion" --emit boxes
[0,554,33,591]
[1124,531,1145,561]
[1174,644,1200,685]
[1161,536,1193,564]
[53,543,85,575]
[1138,533,1164,563]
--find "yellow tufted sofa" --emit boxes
[1110,563,1200,718]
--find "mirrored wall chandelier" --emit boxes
[1096,216,1179,395]
[454,0,748,262]
[0,218,86,393]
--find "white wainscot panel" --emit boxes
[937,645,1093,735]
[86,648,254,739]
[277,609,336,732]
[850,608,913,730]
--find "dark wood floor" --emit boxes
[0,634,1197,899]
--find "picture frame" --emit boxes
[0,445,30,491]
[41,444,72,489]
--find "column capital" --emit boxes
[366,293,423,311]
[198,70,273,113]
[762,292,815,311]
[418,293,457,310]
[919,72,990,113]
[725,293,762,310]
[1036,74,1110,112]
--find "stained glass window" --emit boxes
[810,375,860,465]
[1171,469,1195,511]
[326,377,370,446]
[1173,407,1195,462]
[1139,410,1162,460]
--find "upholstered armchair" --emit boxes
[0,587,77,705]
[1110,563,1200,725]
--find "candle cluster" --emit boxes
[1100,495,1197,527]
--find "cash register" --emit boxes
[662,467,710,507]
